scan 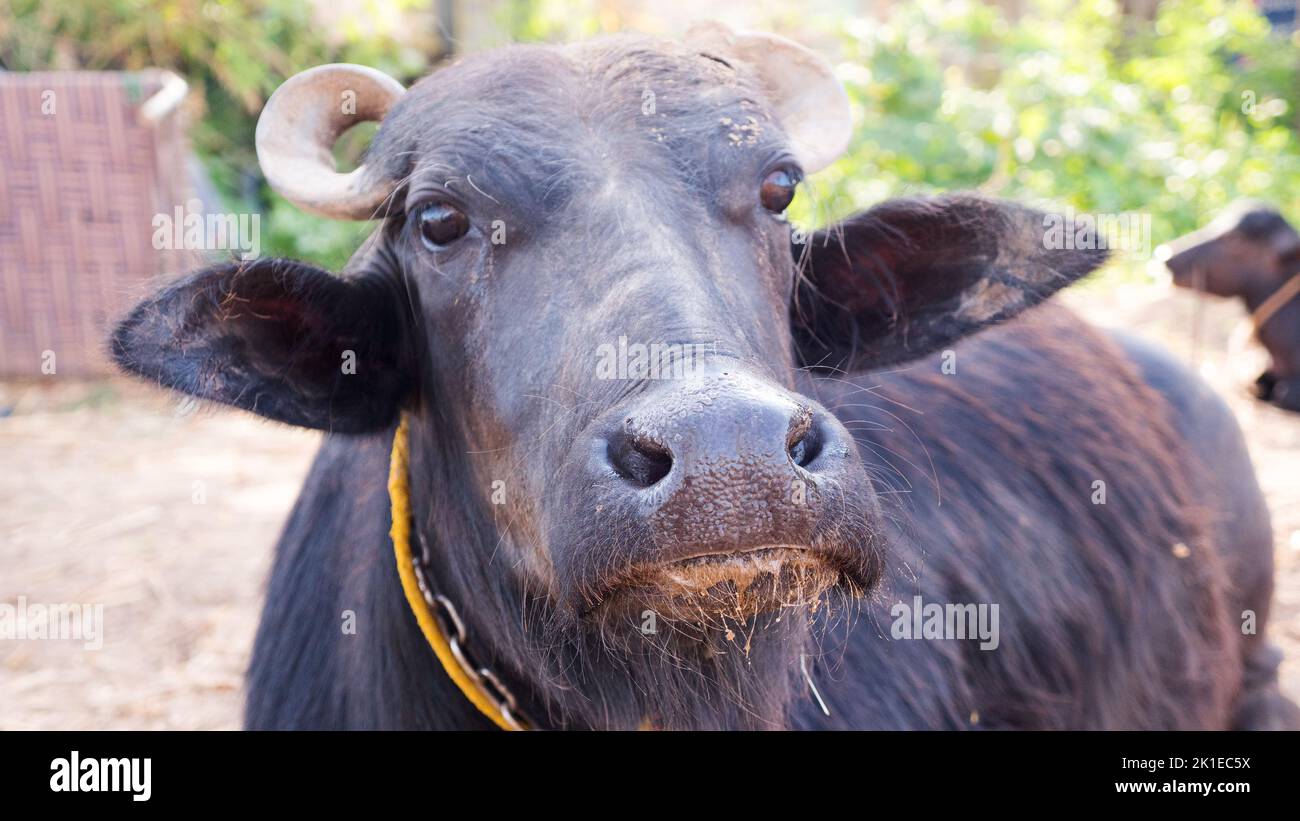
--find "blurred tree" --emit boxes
[792,0,1300,283]
[0,0,431,269]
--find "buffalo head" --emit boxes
[1164,202,1300,299]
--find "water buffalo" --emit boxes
[111,25,1296,730]
[1164,202,1300,411]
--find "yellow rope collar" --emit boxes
[1252,271,1300,336]
[388,414,528,730]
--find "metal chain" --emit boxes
[409,553,534,731]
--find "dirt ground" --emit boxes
[0,386,321,729]
[1,282,1296,729]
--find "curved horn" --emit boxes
[686,23,852,174]
[255,64,406,220]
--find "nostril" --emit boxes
[787,407,822,469]
[789,434,810,467]
[608,429,673,487]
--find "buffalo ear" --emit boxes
[110,258,412,432]
[791,195,1106,372]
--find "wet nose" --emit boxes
[593,370,855,558]
[606,393,822,487]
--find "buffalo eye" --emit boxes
[760,168,799,213]
[417,202,470,248]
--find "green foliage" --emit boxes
[0,0,428,269]
[791,0,1300,282]
[495,0,605,42]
